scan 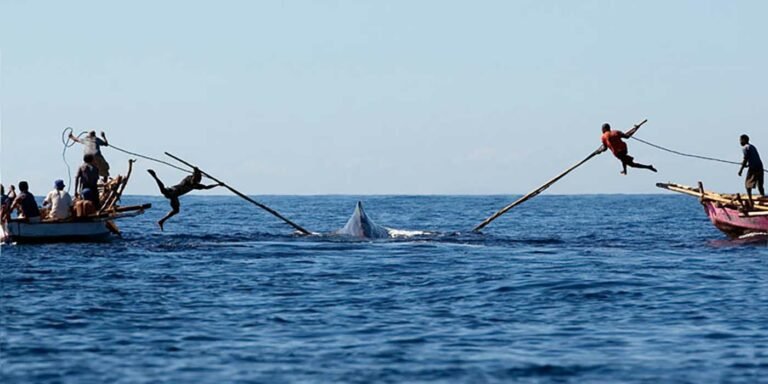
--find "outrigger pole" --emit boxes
[164,152,313,236]
[472,119,648,232]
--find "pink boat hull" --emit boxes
[703,201,768,238]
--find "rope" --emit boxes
[61,127,87,193]
[62,127,193,194]
[631,136,768,173]
[108,144,191,173]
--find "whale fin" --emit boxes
[336,201,391,239]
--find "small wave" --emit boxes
[709,232,768,247]
[387,229,433,238]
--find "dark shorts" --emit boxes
[169,196,180,211]
[161,188,181,211]
[615,150,634,164]
[745,168,764,189]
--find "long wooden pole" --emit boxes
[656,182,768,212]
[473,119,648,232]
[164,152,313,235]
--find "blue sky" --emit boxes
[1,1,766,195]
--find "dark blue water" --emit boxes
[2,195,767,383]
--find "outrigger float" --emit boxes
[657,182,768,238]
[2,161,151,244]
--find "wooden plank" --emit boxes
[657,182,768,211]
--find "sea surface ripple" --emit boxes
[2,195,767,383]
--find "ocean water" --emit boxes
[1,194,767,383]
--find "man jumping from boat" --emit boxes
[147,168,222,231]
[599,123,657,175]
[738,134,765,204]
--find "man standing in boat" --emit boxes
[147,168,222,231]
[69,130,111,182]
[738,134,765,203]
[599,123,657,175]
[76,154,101,209]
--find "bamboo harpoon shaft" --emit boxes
[473,119,648,232]
[165,152,313,235]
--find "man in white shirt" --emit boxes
[69,130,111,182]
[43,179,73,221]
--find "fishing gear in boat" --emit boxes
[473,119,648,232]
[61,127,87,193]
[62,126,193,190]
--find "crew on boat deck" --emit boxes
[10,181,41,222]
[43,179,73,221]
[738,134,765,201]
[69,130,110,182]
[76,154,101,209]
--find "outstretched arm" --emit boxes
[69,133,83,144]
[598,137,608,153]
[9,196,22,216]
[194,183,224,190]
[620,130,632,139]
[100,131,109,146]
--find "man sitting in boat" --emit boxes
[599,123,657,175]
[738,134,765,203]
[42,179,73,221]
[9,181,41,223]
[76,154,101,209]
[147,168,222,231]
[69,130,111,182]
[1,184,16,223]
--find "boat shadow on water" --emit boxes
[709,232,768,248]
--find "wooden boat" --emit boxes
[1,160,151,244]
[657,182,768,238]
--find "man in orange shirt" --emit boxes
[600,123,657,175]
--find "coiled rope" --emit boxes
[631,136,767,173]
[61,127,87,192]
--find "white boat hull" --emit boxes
[3,219,113,243]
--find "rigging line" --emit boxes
[108,144,192,174]
[631,136,768,173]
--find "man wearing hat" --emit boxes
[43,179,73,221]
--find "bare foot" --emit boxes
[620,171,627,175]
[649,166,658,173]
[157,220,164,231]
